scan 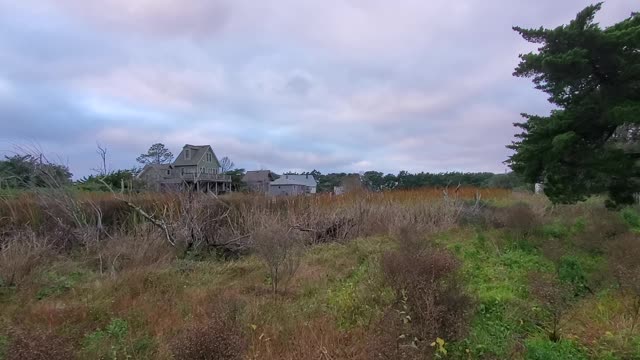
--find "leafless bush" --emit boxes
[527,271,573,341]
[6,327,75,360]
[379,230,472,354]
[607,233,640,335]
[252,220,304,294]
[169,302,247,360]
[0,229,55,287]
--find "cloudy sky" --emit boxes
[0,1,635,177]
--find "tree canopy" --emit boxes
[136,143,174,166]
[508,4,640,206]
[0,155,72,188]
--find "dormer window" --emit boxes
[185,149,191,160]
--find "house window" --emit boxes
[207,153,212,162]
[181,168,185,176]
[185,149,191,160]
[200,167,205,173]
[166,169,171,175]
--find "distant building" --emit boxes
[242,170,278,193]
[269,174,317,196]
[138,144,231,193]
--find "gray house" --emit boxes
[242,170,279,193]
[269,174,317,196]
[138,144,231,193]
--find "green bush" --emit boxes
[621,208,640,231]
[557,256,591,296]
[525,338,587,360]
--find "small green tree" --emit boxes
[508,4,640,206]
[136,143,174,165]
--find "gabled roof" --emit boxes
[173,144,218,167]
[137,163,172,178]
[243,170,278,183]
[270,174,317,187]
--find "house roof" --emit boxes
[137,163,172,178]
[270,174,317,187]
[243,170,278,183]
[172,145,216,167]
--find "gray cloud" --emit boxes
[0,0,637,178]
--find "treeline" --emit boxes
[0,154,529,193]
[305,170,530,193]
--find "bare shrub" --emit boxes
[527,271,573,341]
[0,229,55,287]
[252,220,304,294]
[169,303,247,360]
[365,309,420,360]
[607,233,640,336]
[6,327,75,360]
[379,231,472,354]
[494,202,541,238]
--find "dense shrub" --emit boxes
[379,229,473,355]
[6,328,75,360]
[494,202,541,238]
[457,200,496,229]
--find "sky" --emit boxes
[0,1,636,178]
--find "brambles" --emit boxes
[6,328,74,360]
[169,305,247,360]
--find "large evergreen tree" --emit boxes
[508,4,640,206]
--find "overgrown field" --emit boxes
[1,188,640,359]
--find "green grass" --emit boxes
[525,338,588,360]
[0,335,7,360]
[327,257,394,329]
[445,230,554,358]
